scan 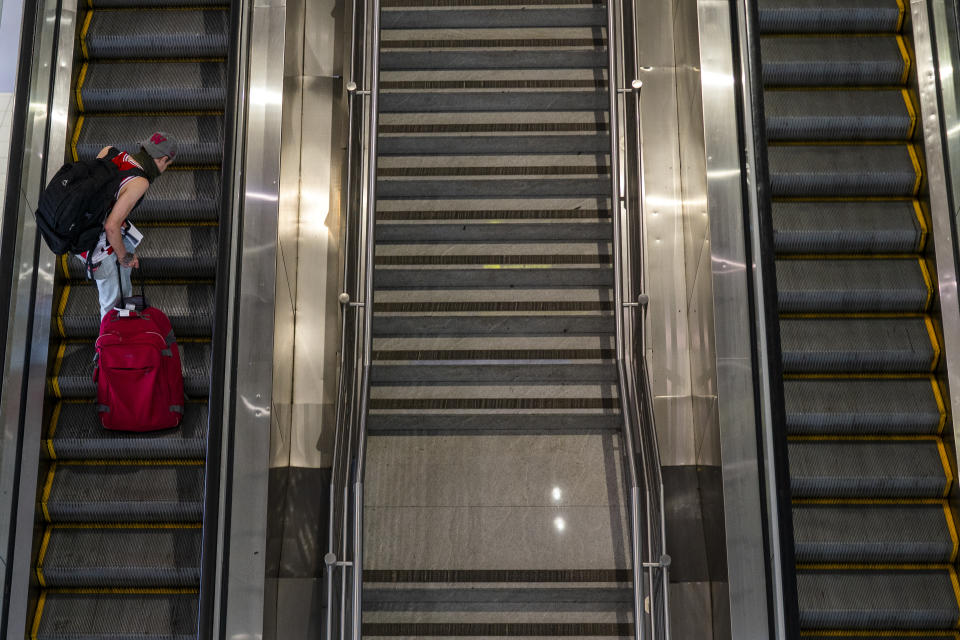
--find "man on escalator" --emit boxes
[77,132,178,319]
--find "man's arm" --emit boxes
[103,177,148,267]
[96,146,112,159]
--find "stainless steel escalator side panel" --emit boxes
[1,1,79,635]
[219,0,287,636]
[913,0,960,493]
[695,0,780,638]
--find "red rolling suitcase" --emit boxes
[94,268,184,431]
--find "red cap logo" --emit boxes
[150,133,167,144]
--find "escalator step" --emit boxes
[76,115,224,166]
[57,283,215,338]
[80,61,226,112]
[372,361,618,384]
[772,201,924,254]
[51,341,211,398]
[793,504,956,563]
[91,0,226,6]
[43,463,204,522]
[758,0,903,34]
[797,569,960,629]
[779,317,936,373]
[374,314,614,336]
[134,170,221,222]
[378,134,611,156]
[84,9,229,59]
[376,220,613,243]
[381,7,607,29]
[768,144,919,197]
[784,378,943,434]
[776,258,929,313]
[382,49,607,70]
[789,439,949,498]
[761,36,908,86]
[380,91,609,112]
[375,265,613,289]
[35,592,197,640]
[38,526,201,587]
[44,402,207,460]
[63,226,219,281]
[764,89,913,141]
[378,178,610,199]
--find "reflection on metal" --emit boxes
[695,0,774,637]
[1,0,78,635]
[912,0,960,491]
[220,0,285,636]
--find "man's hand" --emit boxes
[120,253,139,269]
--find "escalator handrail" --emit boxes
[729,0,800,634]
[606,0,671,637]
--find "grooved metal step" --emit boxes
[758,0,903,33]
[783,378,943,434]
[57,283,215,337]
[760,36,908,85]
[75,115,224,166]
[84,9,229,59]
[39,527,201,587]
[44,402,208,459]
[43,463,205,522]
[52,341,211,398]
[35,592,198,640]
[776,258,929,313]
[767,144,919,197]
[788,440,949,498]
[793,504,955,563]
[79,61,227,112]
[63,226,218,280]
[764,89,914,140]
[771,201,924,254]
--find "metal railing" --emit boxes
[606,0,672,637]
[323,0,378,634]
[325,0,670,636]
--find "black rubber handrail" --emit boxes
[730,0,801,634]
[196,0,244,635]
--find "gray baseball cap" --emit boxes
[141,131,178,161]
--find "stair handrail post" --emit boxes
[605,0,648,638]
[351,0,382,634]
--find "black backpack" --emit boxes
[36,158,123,255]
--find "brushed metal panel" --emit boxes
[697,0,773,634]
[915,0,960,494]
[223,0,287,636]
[291,75,338,469]
[2,1,76,635]
[669,581,714,640]
[655,395,696,467]
[305,0,339,78]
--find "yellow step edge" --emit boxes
[56,459,204,466]
[59,254,70,279]
[926,316,942,371]
[897,34,913,85]
[915,200,929,251]
[79,10,92,61]
[943,502,959,563]
[44,587,199,595]
[932,377,948,434]
[75,62,88,112]
[71,115,84,163]
[907,142,923,195]
[46,403,61,460]
[919,257,934,311]
[902,88,917,139]
[794,497,949,505]
[797,562,955,570]
[896,0,907,31]
[35,527,52,587]
[45,522,202,529]
[40,464,56,522]
[49,343,65,398]
[30,591,45,640]
[788,434,941,442]
[801,632,959,638]
[937,438,954,497]
[56,284,69,338]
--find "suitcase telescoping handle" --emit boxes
[115,257,147,310]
